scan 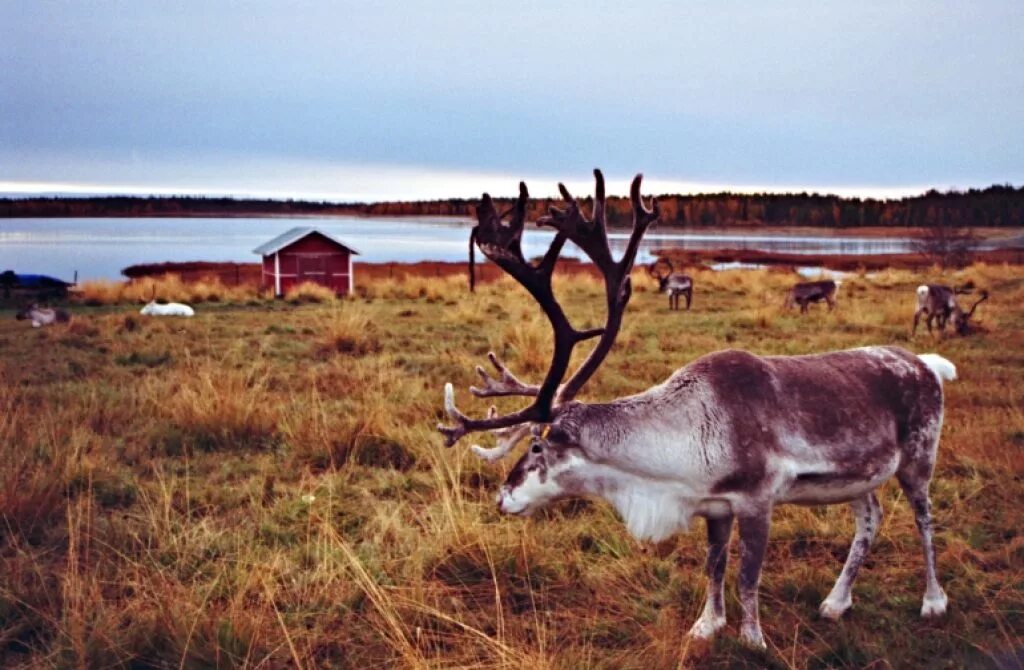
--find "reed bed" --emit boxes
[0,263,1022,667]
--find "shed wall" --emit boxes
[261,232,353,297]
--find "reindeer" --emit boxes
[438,171,954,650]
[913,284,988,336]
[648,258,693,310]
[784,279,839,313]
[16,304,72,327]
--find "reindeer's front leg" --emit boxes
[737,510,771,649]
[689,514,733,640]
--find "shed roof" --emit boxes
[252,226,360,256]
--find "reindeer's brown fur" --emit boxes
[784,279,838,313]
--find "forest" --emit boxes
[2,184,1023,228]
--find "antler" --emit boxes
[471,352,541,398]
[648,257,673,280]
[966,290,989,319]
[438,170,659,448]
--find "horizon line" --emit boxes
[1,177,1015,204]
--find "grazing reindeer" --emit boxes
[648,258,693,310]
[140,300,195,317]
[913,284,988,336]
[439,171,954,649]
[16,304,72,327]
[784,279,839,313]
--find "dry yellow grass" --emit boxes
[0,263,1022,667]
[76,274,257,305]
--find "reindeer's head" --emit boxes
[15,303,38,320]
[438,170,659,500]
[648,258,674,292]
[952,290,988,335]
[140,301,156,315]
[496,421,588,515]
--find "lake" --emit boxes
[0,216,984,281]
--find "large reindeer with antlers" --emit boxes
[648,258,693,310]
[913,284,988,336]
[439,170,954,649]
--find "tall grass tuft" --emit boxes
[284,281,338,304]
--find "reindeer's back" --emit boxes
[693,346,941,452]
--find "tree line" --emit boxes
[2,184,1022,228]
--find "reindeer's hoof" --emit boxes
[687,614,726,641]
[921,591,948,618]
[738,624,767,650]
[819,595,852,620]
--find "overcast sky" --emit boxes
[1,1,1021,201]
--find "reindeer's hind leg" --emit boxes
[897,422,948,618]
[820,492,881,619]
[898,476,948,617]
[684,287,692,310]
[689,514,733,640]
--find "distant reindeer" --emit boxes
[648,258,693,310]
[439,171,954,649]
[784,279,839,313]
[140,300,195,317]
[16,304,72,327]
[913,284,988,336]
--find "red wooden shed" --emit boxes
[253,227,359,297]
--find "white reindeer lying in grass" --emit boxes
[140,300,195,317]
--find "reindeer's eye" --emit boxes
[531,443,542,454]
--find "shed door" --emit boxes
[297,255,327,282]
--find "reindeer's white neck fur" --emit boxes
[600,469,700,542]
[558,454,716,543]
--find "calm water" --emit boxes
[0,216,972,281]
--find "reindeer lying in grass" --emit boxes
[913,284,987,336]
[16,304,72,327]
[140,300,195,317]
[648,258,693,310]
[439,171,954,649]
[784,279,839,313]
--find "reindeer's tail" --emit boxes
[918,353,957,383]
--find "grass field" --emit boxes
[1,264,1022,668]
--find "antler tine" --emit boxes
[439,383,470,447]
[471,352,541,398]
[619,174,660,277]
[592,168,606,227]
[468,406,533,463]
[538,170,615,269]
[966,290,989,318]
[630,173,661,228]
